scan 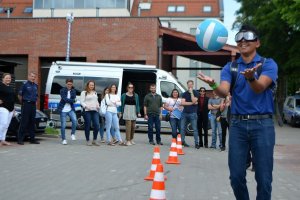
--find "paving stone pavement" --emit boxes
[0,124,299,200]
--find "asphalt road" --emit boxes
[0,124,299,200]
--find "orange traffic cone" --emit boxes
[145,146,162,181]
[176,134,185,155]
[165,138,180,164]
[149,164,166,200]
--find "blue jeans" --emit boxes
[180,112,199,145]
[169,117,180,138]
[60,110,77,140]
[210,114,222,148]
[147,114,161,143]
[83,111,99,141]
[229,118,275,200]
[105,111,122,143]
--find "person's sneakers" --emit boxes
[199,143,203,148]
[220,147,226,151]
[118,141,127,146]
[195,144,200,149]
[209,146,216,149]
[71,134,76,141]
[113,139,119,144]
[126,141,132,146]
[62,140,67,145]
[17,141,24,145]
[204,145,208,148]
[92,140,100,146]
[157,141,163,145]
[149,141,155,145]
[30,140,40,144]
[182,141,190,147]
[86,141,92,146]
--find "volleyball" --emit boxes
[195,19,228,52]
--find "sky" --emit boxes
[223,0,241,45]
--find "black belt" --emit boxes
[231,114,273,120]
[23,101,36,104]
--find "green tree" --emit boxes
[233,0,300,97]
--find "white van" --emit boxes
[44,61,187,130]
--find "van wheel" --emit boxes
[291,117,296,127]
[282,114,287,124]
[77,116,85,130]
[186,123,194,136]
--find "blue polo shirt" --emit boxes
[221,54,278,115]
[19,81,38,102]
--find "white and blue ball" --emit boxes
[195,19,228,52]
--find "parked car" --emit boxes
[7,105,48,137]
[282,95,300,127]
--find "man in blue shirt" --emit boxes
[180,80,200,149]
[18,72,40,145]
[198,25,278,200]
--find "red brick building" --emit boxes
[0,0,238,108]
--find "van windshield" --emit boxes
[296,99,300,108]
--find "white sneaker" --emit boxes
[71,134,76,141]
[62,140,67,145]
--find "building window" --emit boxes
[189,60,199,77]
[201,62,211,77]
[24,7,33,13]
[0,7,4,13]
[176,6,185,12]
[167,6,176,12]
[203,5,212,13]
[34,0,43,9]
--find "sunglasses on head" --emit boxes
[235,31,258,43]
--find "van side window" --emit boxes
[83,77,119,95]
[51,76,83,95]
[160,81,182,98]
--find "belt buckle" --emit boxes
[242,115,250,120]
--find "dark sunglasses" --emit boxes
[128,86,134,89]
[200,90,205,92]
[235,31,258,43]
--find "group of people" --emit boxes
[0,72,40,146]
[58,80,141,147]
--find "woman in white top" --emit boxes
[164,89,183,139]
[80,80,100,146]
[104,84,126,146]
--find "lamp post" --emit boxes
[66,12,74,62]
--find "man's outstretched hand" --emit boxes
[197,72,215,85]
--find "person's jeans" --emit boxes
[220,117,229,148]
[210,114,222,148]
[197,112,208,146]
[180,112,199,145]
[229,118,275,200]
[105,111,122,143]
[83,111,99,141]
[99,115,105,140]
[169,117,180,139]
[60,110,77,140]
[147,114,161,143]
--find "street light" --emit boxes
[66,12,74,62]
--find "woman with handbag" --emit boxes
[164,89,182,139]
[80,80,100,146]
[120,82,141,146]
[104,84,126,146]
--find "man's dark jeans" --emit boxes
[229,118,275,200]
[197,112,208,146]
[147,113,161,143]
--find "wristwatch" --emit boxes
[247,77,256,82]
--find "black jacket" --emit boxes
[0,82,15,112]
